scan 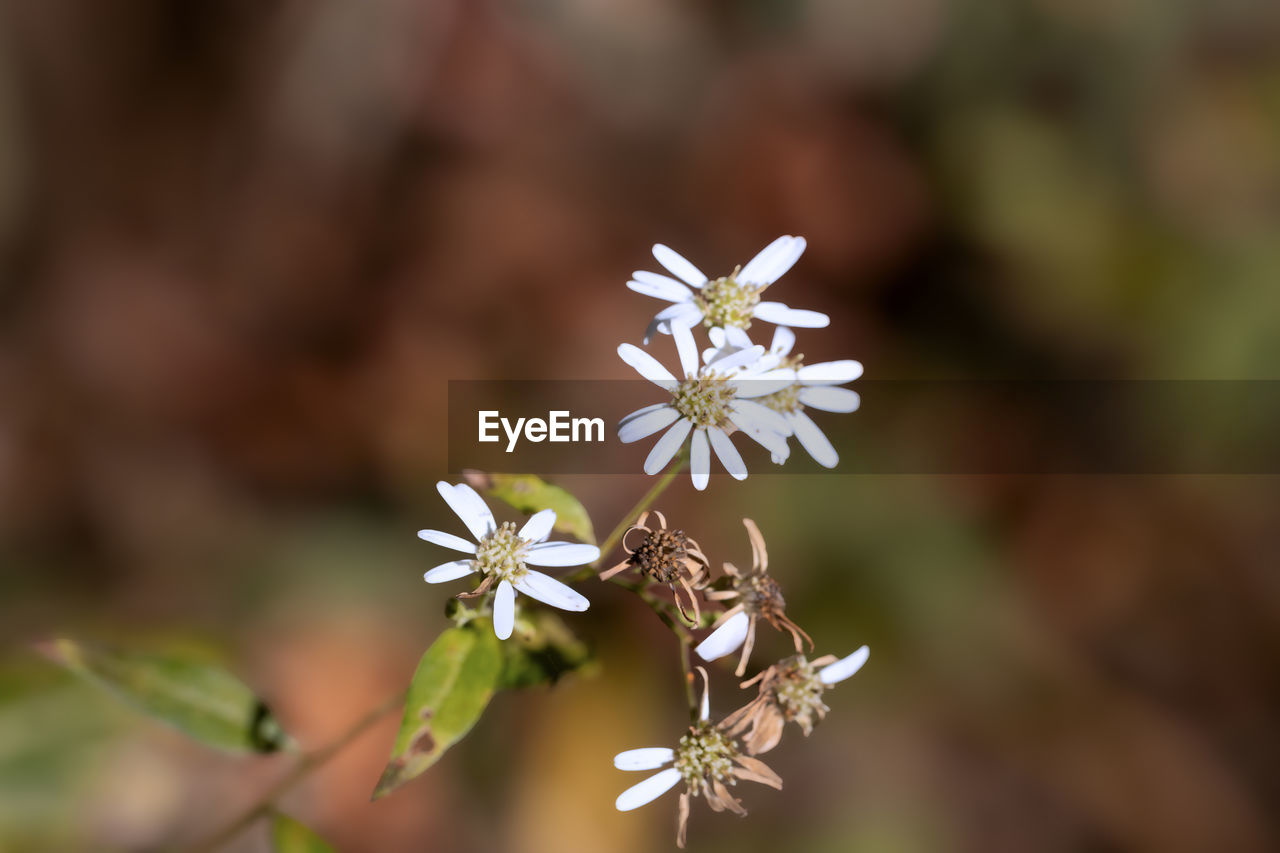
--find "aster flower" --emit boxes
[722,647,870,755]
[599,510,710,624]
[418,481,598,640]
[694,519,812,676]
[617,324,793,490]
[628,236,830,342]
[613,668,783,848]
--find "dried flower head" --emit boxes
[694,519,813,676]
[722,647,869,754]
[613,669,783,848]
[599,510,710,623]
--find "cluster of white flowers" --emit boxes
[619,236,862,489]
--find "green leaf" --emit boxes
[372,621,502,799]
[36,639,292,754]
[271,814,336,853]
[462,471,595,544]
[500,611,595,689]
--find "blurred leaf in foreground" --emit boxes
[463,471,596,544]
[372,620,502,799]
[271,813,336,853]
[501,610,596,689]
[36,638,293,754]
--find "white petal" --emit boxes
[518,509,557,543]
[652,244,707,287]
[740,235,805,285]
[730,374,796,398]
[799,386,861,413]
[738,236,789,283]
[493,579,515,640]
[525,541,601,567]
[819,646,870,685]
[791,410,839,468]
[423,560,476,583]
[710,345,766,373]
[416,529,476,553]
[690,428,710,491]
[617,343,677,387]
[694,610,750,661]
[627,272,693,303]
[673,323,700,378]
[729,400,793,436]
[797,360,863,384]
[615,768,682,811]
[753,301,830,328]
[436,481,496,542]
[708,327,728,349]
[618,406,680,444]
[620,402,670,427]
[707,428,747,480]
[655,302,703,327]
[614,747,675,771]
[723,326,755,349]
[644,418,692,475]
[770,325,796,356]
[515,570,590,611]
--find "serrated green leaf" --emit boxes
[500,611,595,689]
[36,639,291,754]
[271,813,336,853]
[462,471,595,544]
[372,621,502,799]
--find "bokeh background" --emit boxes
[2,1,1279,851]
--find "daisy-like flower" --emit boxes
[418,481,599,640]
[694,519,812,676]
[613,668,782,848]
[617,324,793,490]
[599,510,710,624]
[628,236,830,342]
[722,647,870,755]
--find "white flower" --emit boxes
[418,481,598,640]
[617,324,793,490]
[613,669,782,848]
[628,236,830,342]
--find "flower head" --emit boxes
[599,510,710,624]
[694,519,813,676]
[613,669,782,848]
[628,236,830,342]
[418,481,599,640]
[617,324,792,490]
[722,647,869,755]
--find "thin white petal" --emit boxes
[525,542,601,567]
[614,747,675,771]
[617,343,677,386]
[740,235,806,285]
[436,481,496,542]
[798,386,861,413]
[416,529,477,553]
[723,326,755,349]
[627,273,693,303]
[694,611,750,661]
[690,428,710,491]
[730,375,796,398]
[819,646,870,685]
[708,327,728,349]
[673,323,699,379]
[616,768,682,811]
[770,325,796,356]
[729,400,794,436]
[797,360,863,384]
[644,418,692,475]
[655,302,703,327]
[620,402,671,427]
[652,244,707,288]
[619,406,680,444]
[710,345,766,373]
[707,428,747,480]
[423,560,476,583]
[791,410,839,468]
[493,579,515,640]
[518,509,557,543]
[515,570,590,611]
[753,301,830,328]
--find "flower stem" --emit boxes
[191,690,404,852]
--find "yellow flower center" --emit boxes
[471,522,529,583]
[693,269,762,330]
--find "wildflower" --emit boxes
[617,324,792,490]
[418,481,598,640]
[628,236,830,342]
[722,647,870,755]
[694,519,812,676]
[613,669,782,848]
[599,510,710,624]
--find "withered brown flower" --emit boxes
[599,510,710,624]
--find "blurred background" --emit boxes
[2,0,1279,850]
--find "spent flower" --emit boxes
[599,510,710,624]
